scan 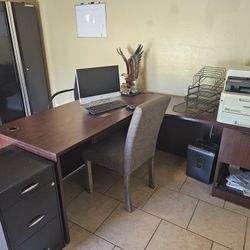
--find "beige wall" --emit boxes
[38,0,250,105]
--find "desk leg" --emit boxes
[56,156,70,244]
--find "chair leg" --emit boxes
[124,174,133,212]
[148,157,155,189]
[85,160,93,193]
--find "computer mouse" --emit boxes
[126,105,136,111]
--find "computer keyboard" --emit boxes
[86,100,127,115]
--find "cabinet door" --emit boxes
[11,2,49,114]
[0,2,26,124]
[218,128,250,169]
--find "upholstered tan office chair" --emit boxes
[83,95,171,212]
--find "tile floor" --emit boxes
[63,150,250,250]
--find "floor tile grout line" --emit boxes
[188,230,224,247]
[149,182,201,203]
[93,233,124,250]
[102,170,157,196]
[211,242,234,250]
[92,168,122,193]
[101,192,125,204]
[180,192,225,209]
[65,188,85,207]
[74,225,118,250]
[199,198,250,219]
[187,224,233,249]
[94,201,121,233]
[112,245,125,250]
[94,188,154,211]
[148,182,202,206]
[68,220,120,249]
[177,183,226,210]
[186,198,200,229]
[221,205,250,218]
[112,244,125,250]
[68,220,95,235]
[98,180,160,210]
[132,170,148,181]
[65,185,123,209]
[103,175,123,195]
[243,217,248,250]
[176,184,250,219]
[144,219,162,249]
[140,185,160,210]
[186,222,238,249]
[67,198,121,235]
[65,178,122,207]
[210,241,214,250]
[139,208,188,231]
[178,175,188,191]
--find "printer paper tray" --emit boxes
[219,112,250,128]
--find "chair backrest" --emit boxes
[124,95,171,174]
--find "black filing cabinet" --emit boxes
[0,146,64,250]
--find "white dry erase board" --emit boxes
[75,3,107,38]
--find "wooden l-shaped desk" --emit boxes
[0,92,250,245]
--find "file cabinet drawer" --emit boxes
[0,146,55,210]
[16,216,64,250]
[3,182,59,248]
[0,166,53,210]
[219,128,250,169]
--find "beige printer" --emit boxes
[217,69,250,128]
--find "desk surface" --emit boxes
[1,93,249,162]
[167,96,250,133]
[166,96,217,125]
[0,93,161,161]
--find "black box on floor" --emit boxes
[186,140,218,184]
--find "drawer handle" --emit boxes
[28,215,45,228]
[21,183,39,195]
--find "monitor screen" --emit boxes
[76,65,121,105]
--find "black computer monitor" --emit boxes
[76,65,121,105]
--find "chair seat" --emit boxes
[83,131,126,173]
